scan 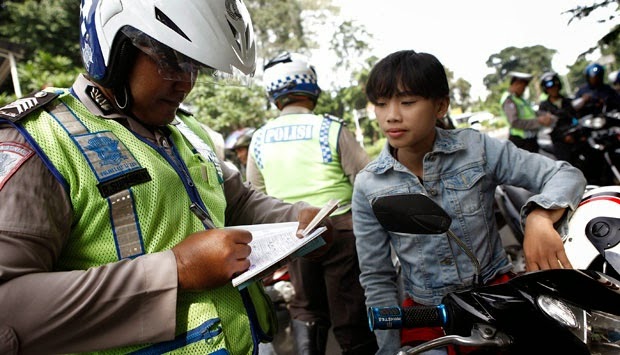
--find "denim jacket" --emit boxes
[352,127,586,354]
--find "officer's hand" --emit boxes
[296,207,334,260]
[172,229,252,290]
[537,113,553,127]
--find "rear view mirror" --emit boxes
[372,194,452,234]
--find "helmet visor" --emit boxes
[122,27,252,86]
[544,79,558,88]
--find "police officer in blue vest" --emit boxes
[246,52,378,355]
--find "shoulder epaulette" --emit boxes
[323,113,346,126]
[0,90,59,122]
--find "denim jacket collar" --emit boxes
[368,128,467,174]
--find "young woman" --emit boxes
[352,50,587,354]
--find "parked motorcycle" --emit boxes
[493,184,531,246]
[367,193,620,354]
[556,110,620,186]
[260,266,295,355]
[564,185,620,281]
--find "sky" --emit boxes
[310,0,618,100]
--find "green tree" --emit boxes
[553,0,618,64]
[563,0,619,92]
[186,81,270,138]
[0,0,80,97]
[452,78,473,113]
[19,50,81,93]
[444,67,472,113]
[329,20,372,79]
[483,45,556,112]
[247,0,310,63]
[0,0,80,66]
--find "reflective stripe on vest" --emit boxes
[49,103,145,258]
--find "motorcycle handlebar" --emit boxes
[367,305,447,331]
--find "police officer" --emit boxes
[0,1,328,354]
[246,52,378,355]
[538,71,578,162]
[226,127,255,179]
[500,71,554,152]
[573,63,620,117]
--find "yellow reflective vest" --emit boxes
[17,89,275,354]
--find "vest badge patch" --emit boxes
[0,91,59,122]
[75,132,142,181]
[0,143,34,191]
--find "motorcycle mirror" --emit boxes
[372,194,452,234]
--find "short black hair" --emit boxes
[365,50,449,104]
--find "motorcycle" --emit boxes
[494,183,611,274]
[555,110,620,186]
[259,266,295,355]
[367,193,620,354]
[563,185,620,281]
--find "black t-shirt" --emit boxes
[538,96,578,142]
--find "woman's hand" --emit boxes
[523,208,572,271]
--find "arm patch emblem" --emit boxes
[0,143,34,191]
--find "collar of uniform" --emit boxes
[71,74,163,144]
[72,74,126,120]
[280,105,312,115]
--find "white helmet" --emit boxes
[79,0,256,87]
[262,52,321,108]
[565,185,620,277]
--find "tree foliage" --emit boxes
[186,81,271,138]
[19,51,82,93]
[1,0,616,141]
[246,0,309,64]
[329,20,372,75]
[564,0,619,87]
[0,0,81,67]
[482,45,557,114]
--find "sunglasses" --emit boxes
[127,30,217,82]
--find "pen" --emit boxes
[189,202,218,229]
[301,199,340,237]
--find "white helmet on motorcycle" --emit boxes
[79,0,256,88]
[565,185,620,278]
[262,52,321,109]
